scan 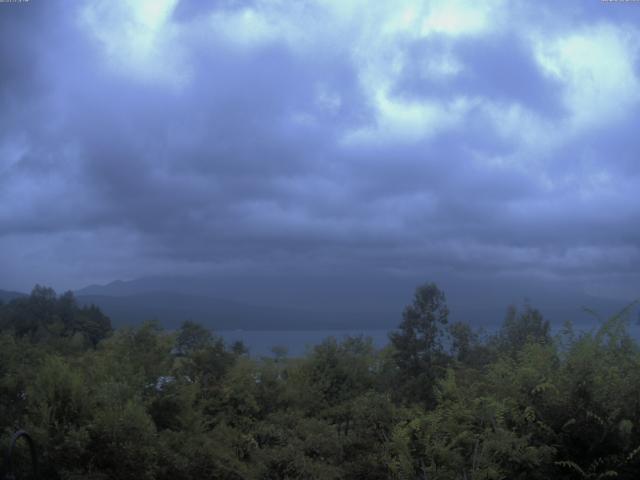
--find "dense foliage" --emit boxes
[1,283,639,479]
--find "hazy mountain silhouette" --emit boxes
[2,275,634,331]
[74,291,391,330]
[0,289,26,303]
[72,274,637,331]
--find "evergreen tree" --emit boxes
[389,282,450,406]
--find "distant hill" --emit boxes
[75,291,393,331]
[74,276,638,332]
[4,278,636,333]
[0,289,27,303]
[77,280,137,296]
[75,276,401,330]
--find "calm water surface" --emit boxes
[219,329,391,357]
[219,321,640,358]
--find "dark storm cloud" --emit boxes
[0,0,639,296]
[392,33,566,116]
[61,42,369,246]
[0,2,46,98]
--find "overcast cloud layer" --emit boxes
[1,0,639,300]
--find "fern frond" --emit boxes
[596,471,618,479]
[585,410,605,427]
[626,444,640,462]
[555,460,587,477]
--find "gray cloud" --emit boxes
[392,33,566,116]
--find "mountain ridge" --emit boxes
[0,289,27,303]
[3,276,637,332]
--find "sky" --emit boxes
[1,0,640,306]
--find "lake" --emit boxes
[219,320,640,357]
[219,329,391,357]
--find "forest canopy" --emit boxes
[1,283,639,479]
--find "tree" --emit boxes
[175,320,213,355]
[496,304,551,355]
[389,282,450,407]
[74,304,112,346]
[0,286,111,348]
[448,321,494,368]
